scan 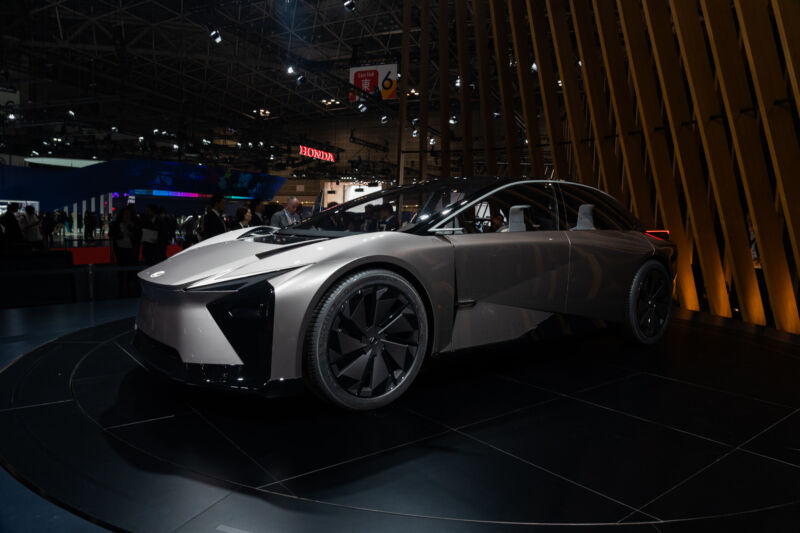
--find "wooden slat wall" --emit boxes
[406,0,800,334]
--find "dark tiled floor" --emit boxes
[280,430,634,523]
[2,304,800,531]
[462,396,729,510]
[576,372,794,446]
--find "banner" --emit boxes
[349,64,397,102]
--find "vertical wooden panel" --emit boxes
[669,0,766,326]
[615,0,701,312]
[508,0,544,177]
[700,0,800,333]
[570,0,624,202]
[735,0,800,278]
[527,0,569,178]
[396,0,412,184]
[454,0,474,177]
[771,0,800,114]
[639,0,731,318]
[472,0,497,175]
[592,0,654,226]
[438,0,451,180]
[547,0,594,186]
[489,0,521,176]
[418,0,430,180]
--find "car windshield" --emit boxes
[280,178,500,235]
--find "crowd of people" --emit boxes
[0,203,119,250]
[0,195,308,263]
[0,203,47,250]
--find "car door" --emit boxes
[557,183,654,321]
[436,182,570,350]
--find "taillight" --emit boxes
[645,229,670,241]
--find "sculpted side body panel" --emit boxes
[445,231,569,350]
[565,230,655,320]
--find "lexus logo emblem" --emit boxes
[150,271,165,278]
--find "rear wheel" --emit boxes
[626,260,672,344]
[305,269,428,410]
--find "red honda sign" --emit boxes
[299,145,335,162]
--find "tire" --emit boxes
[626,259,672,344]
[304,269,429,410]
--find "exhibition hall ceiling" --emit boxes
[0,0,430,129]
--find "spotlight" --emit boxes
[236,142,242,148]
[429,137,436,145]
[344,0,356,12]
[449,115,457,125]
[67,109,75,118]
[258,141,264,147]
[247,142,253,148]
[380,115,389,124]
[7,113,16,120]
[172,144,179,150]
[138,136,144,143]
[30,150,39,156]
[557,79,563,87]
[296,75,305,86]
[412,128,419,138]
[287,65,295,75]
[578,59,582,67]
[357,102,367,112]
[111,126,118,133]
[493,111,501,118]
[210,29,222,44]
[531,62,538,72]
[270,154,275,161]
[411,117,419,125]
[454,76,461,88]
[161,130,168,136]
[153,128,159,134]
[202,138,211,146]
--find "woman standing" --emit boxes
[234,206,252,230]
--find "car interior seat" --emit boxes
[574,204,596,230]
[508,205,531,232]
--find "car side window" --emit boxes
[558,185,640,231]
[455,183,559,233]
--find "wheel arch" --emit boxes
[293,256,449,378]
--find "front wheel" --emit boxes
[626,260,672,344]
[304,269,429,410]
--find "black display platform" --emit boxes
[2,313,800,532]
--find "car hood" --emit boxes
[138,231,404,288]
[138,240,280,288]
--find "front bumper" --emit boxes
[135,275,283,393]
[129,329,302,395]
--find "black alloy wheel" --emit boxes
[305,269,428,410]
[626,260,672,344]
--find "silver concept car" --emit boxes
[133,179,676,410]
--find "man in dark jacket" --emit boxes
[0,203,24,247]
[249,198,266,226]
[201,195,227,240]
[141,204,171,265]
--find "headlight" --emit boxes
[185,267,302,292]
